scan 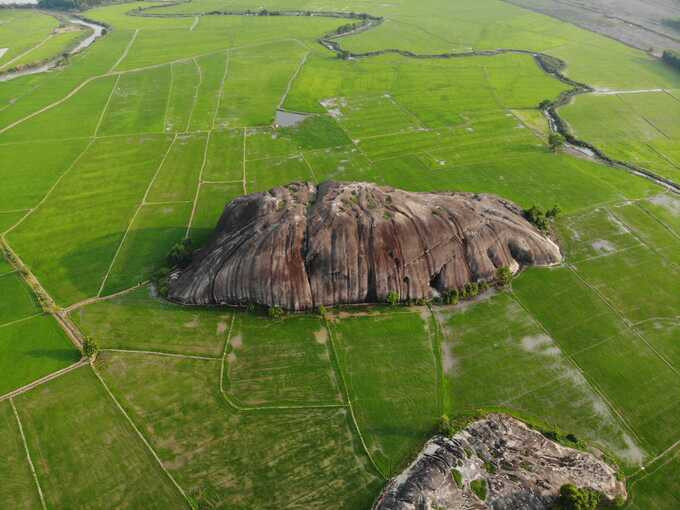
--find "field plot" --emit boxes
[188,181,243,246]
[7,135,172,306]
[0,139,90,212]
[0,29,136,130]
[0,75,117,143]
[0,400,42,509]
[303,145,373,182]
[513,267,680,457]
[203,128,243,181]
[164,60,200,133]
[0,9,59,69]
[562,92,680,183]
[246,154,313,193]
[97,351,382,509]
[14,366,185,509]
[562,205,680,324]
[98,67,171,136]
[0,272,40,325]
[73,286,230,357]
[215,41,307,128]
[187,52,227,132]
[629,447,680,509]
[147,133,207,203]
[224,314,341,407]
[331,309,440,476]
[437,291,642,465]
[0,315,79,396]
[101,201,192,295]
[639,193,680,234]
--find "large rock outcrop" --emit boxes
[168,181,561,310]
[373,413,626,510]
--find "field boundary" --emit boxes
[10,398,47,510]
[92,365,193,508]
[324,322,388,480]
[110,29,139,72]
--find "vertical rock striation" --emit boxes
[168,181,561,310]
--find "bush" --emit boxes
[483,460,497,474]
[465,282,479,297]
[662,49,680,71]
[523,205,549,231]
[552,484,602,510]
[82,337,98,358]
[470,479,487,501]
[386,291,400,306]
[496,266,513,287]
[437,414,451,435]
[317,305,328,318]
[167,238,193,268]
[267,306,284,319]
[451,468,463,488]
[548,132,566,152]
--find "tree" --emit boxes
[539,99,551,110]
[496,266,513,287]
[548,132,565,152]
[546,204,561,219]
[167,238,193,268]
[82,337,98,358]
[386,291,399,306]
[523,205,549,231]
[552,484,602,510]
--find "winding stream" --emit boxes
[0,17,106,82]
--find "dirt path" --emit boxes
[110,29,139,72]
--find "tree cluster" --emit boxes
[662,50,680,71]
[523,204,560,232]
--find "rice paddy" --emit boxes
[1,0,678,507]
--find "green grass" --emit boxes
[437,291,641,466]
[628,448,680,509]
[0,315,80,395]
[0,138,90,211]
[98,67,172,136]
[0,401,42,508]
[331,308,440,475]
[96,351,382,508]
[513,266,680,458]
[224,314,341,407]
[2,1,680,505]
[147,133,208,203]
[0,272,41,325]
[188,181,243,246]
[14,366,186,509]
[9,26,90,70]
[8,135,173,306]
[562,92,680,183]
[73,286,230,357]
[203,128,243,181]
[0,9,59,69]
[101,201,192,295]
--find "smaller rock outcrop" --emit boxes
[373,414,626,510]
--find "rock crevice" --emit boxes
[168,181,561,310]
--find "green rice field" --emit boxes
[1,0,679,507]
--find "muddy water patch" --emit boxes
[591,239,616,254]
[274,109,309,127]
[649,193,680,217]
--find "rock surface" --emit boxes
[373,414,626,510]
[168,181,561,310]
